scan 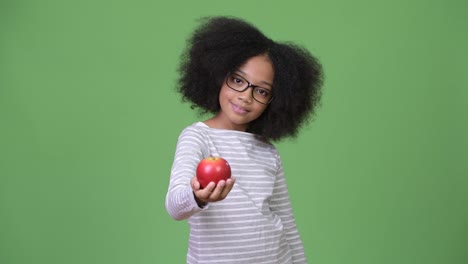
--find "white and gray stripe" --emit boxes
[166,122,307,264]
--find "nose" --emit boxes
[238,87,253,103]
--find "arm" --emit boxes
[165,127,208,220]
[270,153,307,264]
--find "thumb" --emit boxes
[191,176,201,191]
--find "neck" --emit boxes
[203,114,248,131]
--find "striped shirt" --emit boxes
[165,122,307,264]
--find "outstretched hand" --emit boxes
[191,176,236,207]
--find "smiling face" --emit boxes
[204,54,274,131]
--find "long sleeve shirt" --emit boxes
[165,122,307,264]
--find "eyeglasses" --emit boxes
[225,73,274,105]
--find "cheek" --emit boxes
[219,86,235,101]
[217,86,226,100]
[253,105,268,117]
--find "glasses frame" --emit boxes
[225,73,274,105]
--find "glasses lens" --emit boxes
[227,74,246,91]
[253,87,273,104]
[226,74,273,104]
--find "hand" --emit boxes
[191,176,236,206]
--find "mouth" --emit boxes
[231,103,249,114]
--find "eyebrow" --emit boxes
[235,70,273,87]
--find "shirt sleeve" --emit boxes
[270,151,307,264]
[165,126,210,220]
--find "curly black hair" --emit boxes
[177,16,323,141]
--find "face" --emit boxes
[209,54,274,131]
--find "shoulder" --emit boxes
[175,122,211,150]
[174,122,212,157]
[248,136,282,166]
[252,135,278,153]
[261,141,282,169]
[177,122,209,139]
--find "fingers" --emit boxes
[209,180,226,198]
[220,177,236,198]
[190,176,200,190]
[194,181,215,201]
[192,178,236,203]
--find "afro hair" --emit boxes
[177,16,323,141]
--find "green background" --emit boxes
[1,0,467,263]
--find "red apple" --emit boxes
[196,156,231,188]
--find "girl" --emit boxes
[165,16,323,264]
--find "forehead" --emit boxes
[235,55,274,87]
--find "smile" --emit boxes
[231,103,249,114]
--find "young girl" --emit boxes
[165,16,323,264]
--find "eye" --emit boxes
[232,76,244,85]
[255,87,271,98]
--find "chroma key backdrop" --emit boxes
[1,0,467,263]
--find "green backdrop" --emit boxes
[1,0,467,263]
